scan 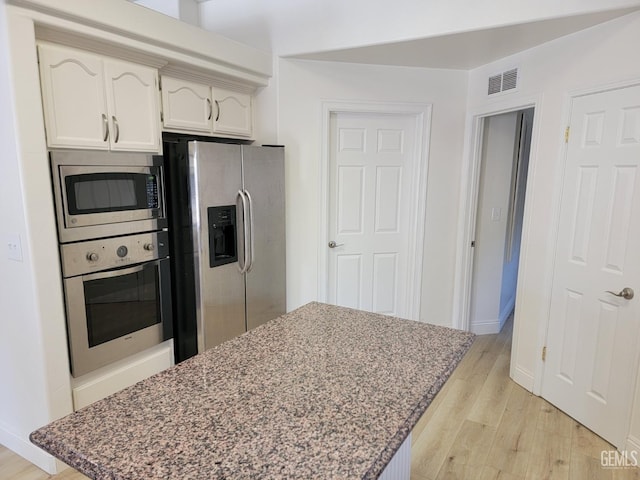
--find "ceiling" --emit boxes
[289,7,640,69]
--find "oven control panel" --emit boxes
[60,230,169,278]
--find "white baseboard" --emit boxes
[471,320,501,335]
[626,434,640,453]
[510,364,535,392]
[0,422,59,474]
[472,297,516,336]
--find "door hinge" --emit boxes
[542,346,547,361]
[471,240,476,248]
[564,126,570,143]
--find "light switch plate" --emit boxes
[4,233,23,262]
[491,207,502,222]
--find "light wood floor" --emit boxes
[1,317,638,480]
[411,317,639,480]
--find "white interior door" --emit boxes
[542,84,640,447]
[327,112,417,318]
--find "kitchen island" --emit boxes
[31,302,474,479]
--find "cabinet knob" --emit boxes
[86,252,99,262]
[144,243,155,251]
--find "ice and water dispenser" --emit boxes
[208,206,238,268]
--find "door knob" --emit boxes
[328,240,344,249]
[605,287,634,300]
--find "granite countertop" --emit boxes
[31,302,474,480]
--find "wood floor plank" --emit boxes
[410,377,481,478]
[570,452,613,480]
[479,465,525,480]
[434,419,497,480]
[413,334,497,445]
[524,425,571,480]
[611,466,640,480]
[572,422,617,459]
[411,372,456,444]
[451,334,500,382]
[467,352,513,427]
[0,445,87,480]
[484,381,540,476]
[537,399,575,439]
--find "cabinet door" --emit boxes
[38,43,109,149]
[212,87,253,138]
[104,60,161,152]
[161,76,213,133]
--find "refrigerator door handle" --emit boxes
[245,189,256,272]
[236,190,250,274]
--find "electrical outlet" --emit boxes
[4,233,23,262]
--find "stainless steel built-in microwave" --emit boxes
[50,150,167,243]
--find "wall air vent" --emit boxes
[487,67,519,95]
[488,74,502,95]
[502,68,518,91]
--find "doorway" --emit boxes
[469,108,534,334]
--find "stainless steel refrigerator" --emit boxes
[163,136,285,362]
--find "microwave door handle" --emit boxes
[82,263,148,281]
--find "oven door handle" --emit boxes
[82,263,149,281]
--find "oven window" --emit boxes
[66,172,159,215]
[84,263,161,347]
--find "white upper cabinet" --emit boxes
[160,76,253,139]
[103,59,161,152]
[212,87,252,138]
[38,43,108,149]
[161,76,213,133]
[38,43,161,152]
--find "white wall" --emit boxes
[466,11,640,420]
[469,112,517,334]
[278,59,468,324]
[133,0,200,26]
[0,4,73,473]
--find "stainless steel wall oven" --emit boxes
[50,151,173,377]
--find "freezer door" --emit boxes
[189,141,246,351]
[242,145,286,330]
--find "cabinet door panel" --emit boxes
[161,76,212,133]
[38,43,108,149]
[104,60,161,152]
[212,87,252,138]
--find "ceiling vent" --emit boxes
[487,68,519,95]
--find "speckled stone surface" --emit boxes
[31,302,474,480]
